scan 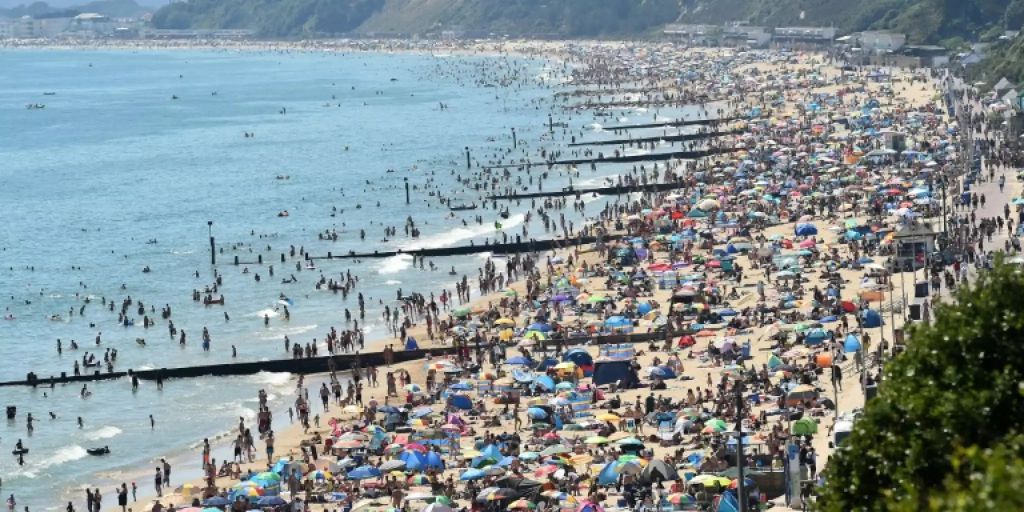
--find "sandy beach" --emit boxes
[10,38,1019,512]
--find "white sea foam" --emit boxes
[25,445,88,475]
[85,426,123,441]
[251,308,280,318]
[399,213,525,251]
[377,254,413,275]
[250,371,292,387]
[384,279,402,285]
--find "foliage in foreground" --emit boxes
[818,262,1024,510]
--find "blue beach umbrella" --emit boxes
[256,496,287,507]
[347,465,382,480]
[527,407,548,419]
[202,497,230,507]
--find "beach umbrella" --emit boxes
[408,475,430,485]
[201,497,230,507]
[380,460,407,472]
[519,451,540,461]
[253,471,281,483]
[506,356,532,366]
[527,322,551,332]
[641,459,678,482]
[540,445,570,456]
[256,496,287,507]
[534,465,560,478]
[527,407,549,419]
[615,437,645,448]
[667,493,695,505]
[688,474,731,487]
[584,436,609,445]
[423,505,453,512]
[460,468,486,481]
[347,465,382,480]
[508,499,536,510]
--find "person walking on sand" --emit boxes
[161,458,171,487]
[266,431,275,462]
[117,483,128,512]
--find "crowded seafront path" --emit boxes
[1,331,678,387]
[485,146,742,169]
[567,129,743,147]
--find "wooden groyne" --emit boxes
[306,235,605,260]
[1,331,686,388]
[486,181,683,201]
[568,129,741,147]
[487,146,741,169]
[600,117,736,131]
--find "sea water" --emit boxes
[0,48,702,509]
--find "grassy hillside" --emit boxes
[152,0,681,37]
[682,0,1023,45]
[972,34,1024,89]
[150,0,1023,41]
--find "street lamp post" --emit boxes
[734,381,747,512]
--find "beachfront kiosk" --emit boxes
[892,221,937,271]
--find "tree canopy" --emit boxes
[818,262,1024,510]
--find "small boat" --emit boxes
[449,203,478,211]
[87,447,110,456]
[277,210,290,217]
[43,92,56,96]
[25,104,45,110]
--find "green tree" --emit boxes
[818,262,1024,511]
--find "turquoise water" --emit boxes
[0,48,567,510]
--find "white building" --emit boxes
[857,31,906,52]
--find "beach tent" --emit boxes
[448,394,473,410]
[592,360,639,388]
[861,308,882,328]
[405,337,419,351]
[794,223,818,236]
[843,334,862,353]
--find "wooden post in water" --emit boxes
[207,221,215,265]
